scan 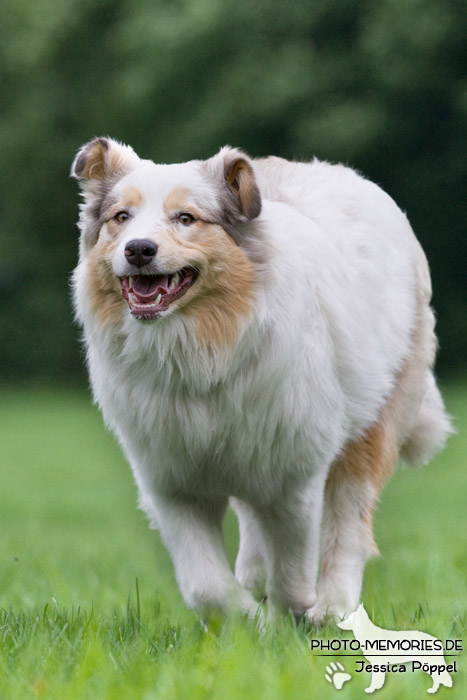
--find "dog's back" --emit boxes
[255,155,452,467]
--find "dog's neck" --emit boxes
[84,307,267,394]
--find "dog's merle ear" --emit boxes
[71,137,140,182]
[71,138,141,250]
[207,147,262,221]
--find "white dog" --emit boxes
[71,138,451,624]
[338,604,454,693]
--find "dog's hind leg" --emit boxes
[307,415,398,625]
[308,296,451,626]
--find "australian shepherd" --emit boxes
[71,138,451,624]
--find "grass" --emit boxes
[0,383,465,699]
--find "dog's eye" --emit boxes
[114,211,130,224]
[178,213,195,226]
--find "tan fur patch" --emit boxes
[326,286,432,535]
[325,411,397,553]
[122,185,144,210]
[86,233,125,326]
[163,188,195,218]
[326,363,411,542]
[178,223,255,349]
[104,188,144,239]
[329,411,398,491]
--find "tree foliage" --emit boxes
[0,0,465,380]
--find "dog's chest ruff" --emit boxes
[88,317,343,502]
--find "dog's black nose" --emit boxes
[124,239,158,267]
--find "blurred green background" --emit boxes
[0,0,465,383]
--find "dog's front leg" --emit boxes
[231,497,267,599]
[254,472,327,619]
[154,494,262,622]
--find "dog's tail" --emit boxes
[400,371,453,467]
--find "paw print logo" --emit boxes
[325,661,352,690]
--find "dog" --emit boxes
[71,137,452,624]
[338,604,454,693]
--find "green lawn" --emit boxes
[0,383,465,699]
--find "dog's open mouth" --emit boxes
[121,268,197,320]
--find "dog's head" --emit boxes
[71,138,264,344]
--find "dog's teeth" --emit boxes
[129,276,134,289]
[155,294,162,305]
[169,272,180,290]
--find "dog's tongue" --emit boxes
[132,275,169,300]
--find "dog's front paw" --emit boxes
[306,601,346,627]
[235,555,267,600]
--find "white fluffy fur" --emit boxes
[72,140,452,624]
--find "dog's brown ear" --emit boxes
[208,147,262,221]
[71,137,140,182]
[224,149,262,220]
[71,138,141,250]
